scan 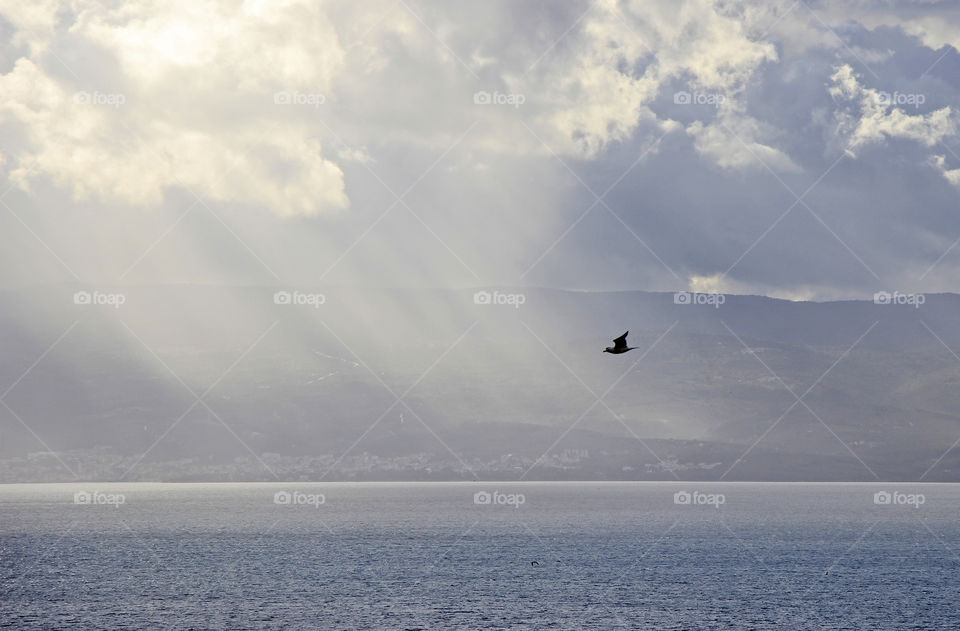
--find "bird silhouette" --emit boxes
[603,331,636,354]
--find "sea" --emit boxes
[1,482,957,630]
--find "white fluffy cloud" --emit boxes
[518,0,780,158]
[829,64,955,150]
[2,0,960,297]
[0,0,349,216]
[0,0,793,214]
[930,154,960,189]
[828,63,957,192]
[824,0,960,53]
[687,116,801,173]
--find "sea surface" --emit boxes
[1,482,957,630]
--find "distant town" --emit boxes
[1,448,723,482]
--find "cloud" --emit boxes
[517,0,779,159]
[689,273,820,302]
[687,116,801,173]
[335,146,375,164]
[0,0,62,54]
[79,0,347,90]
[0,0,349,216]
[827,63,957,194]
[0,0,791,213]
[2,0,960,299]
[929,154,960,188]
[823,0,960,52]
[829,64,955,151]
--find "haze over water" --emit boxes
[2,482,957,630]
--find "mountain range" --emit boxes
[2,284,959,482]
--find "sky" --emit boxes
[1,0,960,300]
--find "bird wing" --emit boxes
[613,331,629,350]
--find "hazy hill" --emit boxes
[2,285,959,481]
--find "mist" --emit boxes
[3,0,960,482]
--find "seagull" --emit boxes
[530,561,540,566]
[604,331,636,354]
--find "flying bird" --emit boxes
[604,331,636,354]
